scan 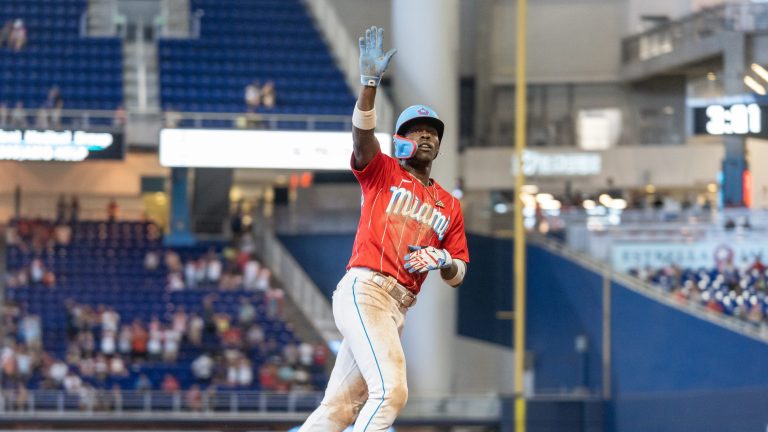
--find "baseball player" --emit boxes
[298,26,469,432]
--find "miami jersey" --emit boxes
[347,150,470,293]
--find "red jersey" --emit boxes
[347,150,470,294]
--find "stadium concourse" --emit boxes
[2,0,768,432]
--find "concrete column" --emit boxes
[165,167,195,246]
[722,32,748,207]
[392,0,460,396]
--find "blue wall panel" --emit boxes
[527,244,604,395]
[457,233,513,347]
[277,233,354,299]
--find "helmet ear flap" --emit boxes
[393,134,417,159]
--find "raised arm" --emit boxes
[352,26,396,171]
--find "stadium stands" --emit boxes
[0,0,123,115]
[158,0,354,120]
[3,219,328,398]
[630,262,768,326]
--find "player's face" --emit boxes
[404,122,440,162]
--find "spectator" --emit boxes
[8,19,26,52]
[94,354,109,380]
[244,80,261,112]
[48,358,68,386]
[164,250,182,272]
[245,323,265,349]
[161,373,180,393]
[258,362,278,391]
[262,80,276,109]
[107,198,119,222]
[283,342,299,366]
[63,371,82,394]
[236,357,253,387]
[15,345,33,383]
[187,313,204,347]
[10,101,27,129]
[134,373,152,393]
[101,307,120,333]
[113,104,127,129]
[206,251,223,284]
[243,258,261,291]
[185,385,203,411]
[117,324,132,356]
[298,341,314,367]
[0,102,8,126]
[109,354,128,377]
[29,258,45,283]
[79,355,95,378]
[70,196,80,223]
[35,106,50,129]
[143,251,160,271]
[101,330,116,356]
[164,106,182,128]
[130,321,148,361]
[191,352,214,385]
[162,326,180,363]
[255,267,271,294]
[45,86,63,129]
[266,286,285,319]
[171,307,188,336]
[184,260,198,288]
[237,297,256,329]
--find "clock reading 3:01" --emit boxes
[705,103,762,135]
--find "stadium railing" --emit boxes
[0,389,500,422]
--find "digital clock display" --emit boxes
[693,103,766,136]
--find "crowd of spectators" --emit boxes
[2,291,329,411]
[2,217,328,412]
[630,255,768,326]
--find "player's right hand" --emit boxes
[359,26,397,87]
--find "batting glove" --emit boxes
[359,26,397,87]
[403,245,453,273]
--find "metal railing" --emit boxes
[0,389,501,420]
[622,3,768,64]
[0,108,123,132]
[253,221,342,345]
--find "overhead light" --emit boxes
[598,193,613,207]
[706,72,716,81]
[540,200,562,211]
[751,63,768,83]
[535,193,554,203]
[707,183,718,193]
[609,198,627,210]
[645,184,656,194]
[583,199,596,210]
[494,203,509,214]
[744,76,767,95]
[521,184,539,195]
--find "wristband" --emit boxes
[443,259,467,287]
[352,105,376,130]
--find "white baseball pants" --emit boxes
[298,267,409,432]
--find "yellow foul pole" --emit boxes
[513,0,528,431]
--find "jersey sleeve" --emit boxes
[350,150,395,190]
[441,198,470,263]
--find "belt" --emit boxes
[369,272,417,308]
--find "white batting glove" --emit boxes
[403,245,453,273]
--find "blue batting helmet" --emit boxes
[395,104,444,141]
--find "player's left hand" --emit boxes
[403,245,453,273]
